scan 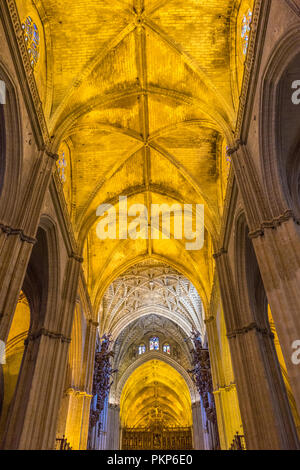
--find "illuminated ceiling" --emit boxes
[100,259,205,338]
[16,0,254,312]
[14,0,254,434]
[120,359,193,428]
[109,312,199,407]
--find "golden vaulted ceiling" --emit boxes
[16,0,254,314]
[120,360,193,428]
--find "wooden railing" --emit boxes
[229,432,246,450]
[55,435,73,450]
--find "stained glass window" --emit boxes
[57,150,67,183]
[149,336,159,351]
[241,10,252,56]
[22,16,40,68]
[138,344,146,355]
[163,343,170,355]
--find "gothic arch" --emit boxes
[98,260,206,342]
[234,211,268,327]
[0,63,22,223]
[0,215,63,449]
[233,211,299,449]
[112,353,198,406]
[109,306,195,341]
[22,215,60,330]
[0,291,30,439]
[260,26,300,216]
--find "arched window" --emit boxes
[149,336,159,351]
[163,343,170,355]
[21,16,40,68]
[138,344,146,355]
[241,9,252,56]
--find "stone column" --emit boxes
[250,222,300,414]
[191,401,204,449]
[59,388,93,450]
[0,150,57,345]
[214,251,299,450]
[231,143,300,416]
[107,403,120,450]
[79,394,93,449]
[0,254,82,449]
[214,384,243,450]
[205,308,244,449]
[78,320,98,449]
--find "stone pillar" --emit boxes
[107,403,120,450]
[214,384,243,450]
[78,319,98,449]
[0,254,82,449]
[56,316,97,450]
[231,143,300,416]
[205,308,244,449]
[214,251,299,450]
[79,394,93,450]
[59,388,93,450]
[192,401,204,449]
[0,150,57,345]
[250,222,300,415]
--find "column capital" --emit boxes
[0,223,36,245]
[213,248,227,260]
[227,322,274,340]
[25,327,71,344]
[44,149,59,161]
[248,209,300,239]
[226,140,244,156]
[69,252,84,263]
[65,387,93,399]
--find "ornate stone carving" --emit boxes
[102,260,205,337]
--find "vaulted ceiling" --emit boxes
[119,359,193,428]
[100,260,205,338]
[16,0,254,312]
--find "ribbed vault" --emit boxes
[120,360,193,428]
[15,0,255,312]
[99,260,206,338]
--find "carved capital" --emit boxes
[227,322,274,340]
[25,328,71,344]
[0,223,36,244]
